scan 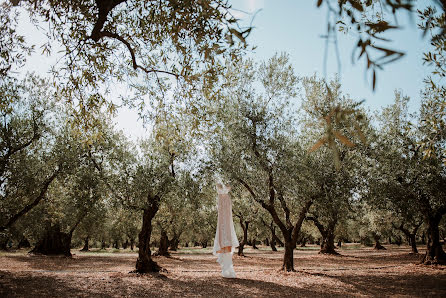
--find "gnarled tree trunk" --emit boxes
[252,237,258,249]
[123,239,129,249]
[282,237,294,271]
[307,216,339,255]
[394,221,422,254]
[156,230,170,257]
[237,219,249,256]
[237,141,313,271]
[135,197,161,273]
[80,236,89,251]
[409,234,417,253]
[169,231,182,251]
[422,214,446,264]
[262,219,283,251]
[300,236,307,247]
[373,235,386,250]
[320,232,338,254]
[130,238,135,250]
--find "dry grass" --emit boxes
[1,244,445,297]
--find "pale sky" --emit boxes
[11,0,432,139]
[230,0,429,111]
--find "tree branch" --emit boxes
[92,30,180,77]
[0,124,41,179]
[291,199,313,244]
[90,0,128,41]
[88,151,143,211]
[0,167,61,232]
[277,190,292,229]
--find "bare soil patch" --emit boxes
[1,245,445,297]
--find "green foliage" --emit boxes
[4,0,249,130]
[318,0,415,89]
[418,5,446,163]
[0,2,34,77]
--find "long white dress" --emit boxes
[213,183,239,278]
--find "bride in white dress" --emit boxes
[213,183,239,278]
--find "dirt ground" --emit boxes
[1,244,445,297]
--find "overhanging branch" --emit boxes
[91,30,180,78]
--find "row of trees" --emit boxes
[1,53,445,273]
[0,0,445,274]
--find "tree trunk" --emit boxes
[396,223,420,254]
[373,235,386,250]
[123,239,129,249]
[237,173,312,272]
[0,168,60,233]
[156,230,170,257]
[271,225,284,247]
[237,243,244,256]
[80,236,89,251]
[31,224,72,256]
[0,236,8,250]
[422,215,446,264]
[238,220,249,256]
[409,233,418,254]
[101,240,107,250]
[201,241,207,248]
[130,238,134,250]
[169,235,180,251]
[282,240,294,271]
[265,238,269,246]
[135,201,161,273]
[300,236,307,247]
[307,216,338,255]
[252,237,258,249]
[320,232,338,255]
[18,238,31,249]
[270,236,277,251]
[337,240,342,247]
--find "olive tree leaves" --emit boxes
[317,0,413,90]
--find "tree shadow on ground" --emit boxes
[7,255,136,272]
[0,273,102,298]
[153,276,337,297]
[300,266,446,296]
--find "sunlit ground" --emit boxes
[1,244,445,297]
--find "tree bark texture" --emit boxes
[282,239,294,271]
[423,215,446,264]
[135,196,161,273]
[307,216,339,255]
[395,222,422,254]
[156,230,170,257]
[80,236,89,251]
[237,219,249,257]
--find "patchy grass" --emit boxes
[1,245,445,297]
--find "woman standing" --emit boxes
[213,183,239,278]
